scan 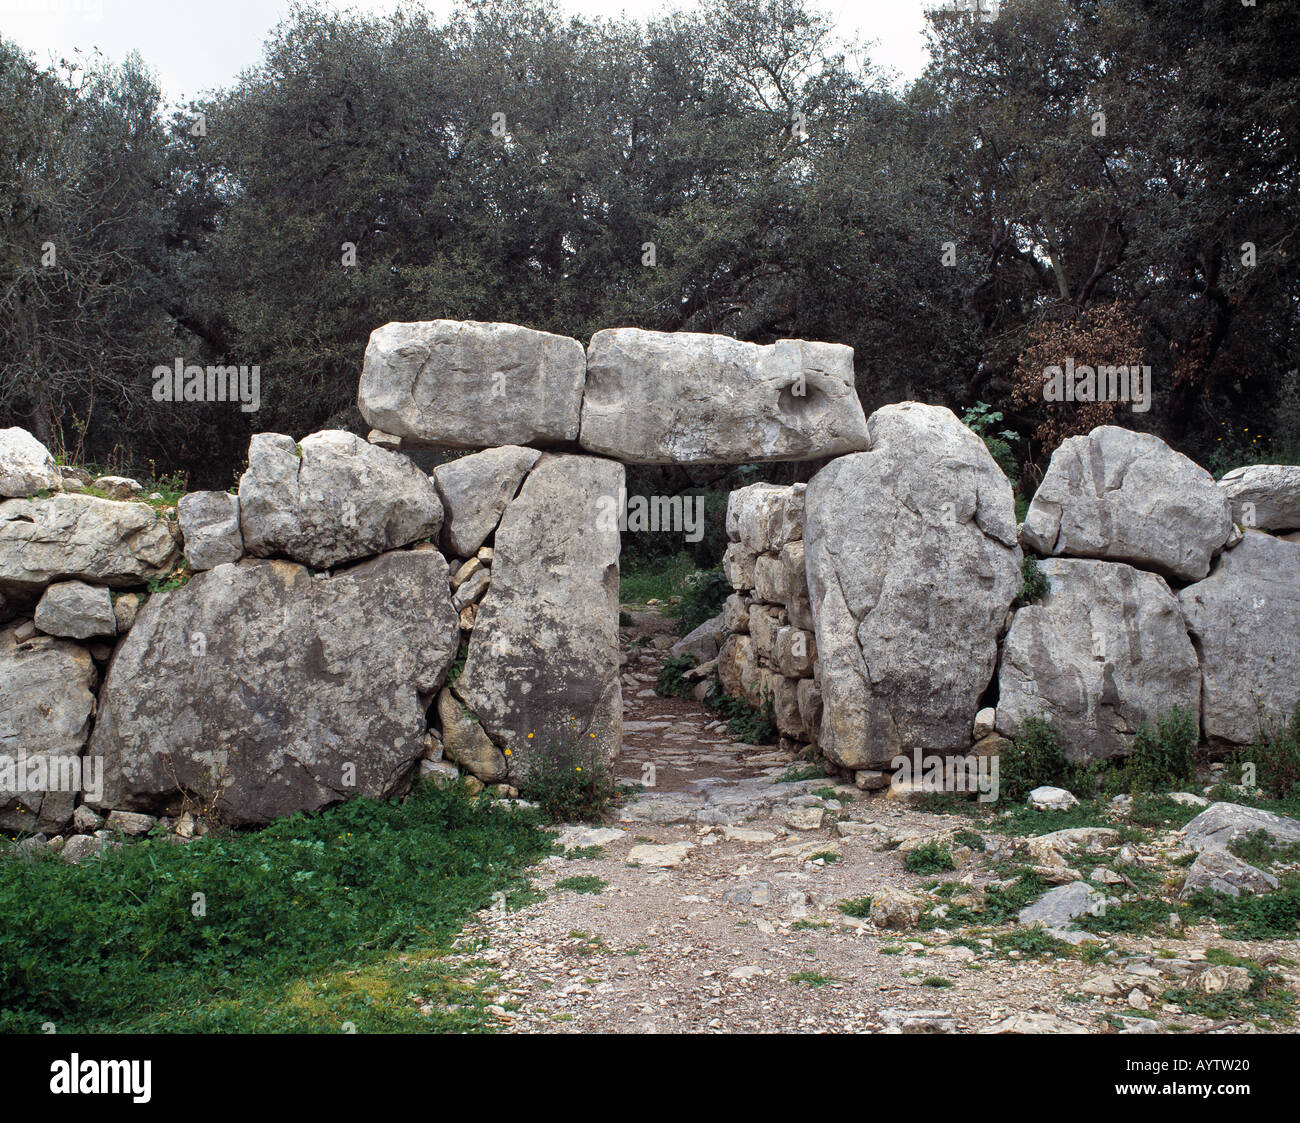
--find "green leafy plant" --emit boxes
[518,722,618,824]
[1013,554,1050,608]
[962,402,1020,482]
[1000,717,1068,801]
[676,566,730,636]
[0,783,549,1033]
[554,875,607,895]
[1126,705,1198,791]
[654,653,697,699]
[1235,699,1300,798]
[904,841,956,874]
[707,687,776,744]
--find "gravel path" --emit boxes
[443,628,1300,1034]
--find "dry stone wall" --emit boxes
[717,481,821,754]
[3,316,1300,851]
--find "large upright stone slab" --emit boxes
[1021,426,1232,581]
[358,320,585,449]
[431,445,542,557]
[804,403,1021,768]
[0,628,97,833]
[239,431,443,568]
[87,551,459,826]
[1218,465,1300,532]
[580,328,870,464]
[1178,531,1300,745]
[0,493,178,596]
[454,454,622,784]
[996,559,1201,761]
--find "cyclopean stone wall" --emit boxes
[714,411,1300,783]
[3,317,1300,852]
[715,481,821,756]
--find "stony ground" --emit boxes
[442,618,1300,1035]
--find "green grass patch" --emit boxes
[0,783,550,1033]
[788,971,835,988]
[904,841,956,874]
[620,553,699,610]
[1186,876,1300,940]
[553,875,608,895]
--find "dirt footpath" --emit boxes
[446,640,1300,1034]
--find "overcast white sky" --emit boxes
[0,0,937,104]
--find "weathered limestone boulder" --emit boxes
[113,593,141,633]
[1017,882,1107,939]
[773,625,816,678]
[1218,465,1300,533]
[669,613,726,663]
[779,540,809,604]
[1021,426,1232,581]
[93,476,143,501]
[239,431,443,568]
[717,635,760,703]
[580,329,870,464]
[804,403,1021,768]
[1179,848,1278,899]
[431,445,542,557]
[1182,801,1300,851]
[178,491,243,570]
[996,559,1201,761]
[34,580,116,639]
[722,593,750,634]
[729,483,794,553]
[721,541,757,590]
[748,605,784,661]
[87,551,459,825]
[436,688,507,783]
[0,628,96,833]
[1178,531,1300,744]
[0,427,60,497]
[358,320,585,449]
[0,493,178,596]
[752,554,786,605]
[454,454,622,784]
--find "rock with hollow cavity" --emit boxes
[580,328,870,464]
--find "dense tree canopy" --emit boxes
[1,0,1296,489]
